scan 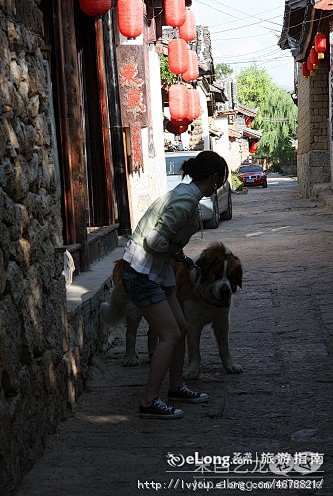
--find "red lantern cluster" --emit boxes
[164,1,201,133]
[118,0,143,39]
[168,84,201,129]
[79,0,111,17]
[302,33,327,79]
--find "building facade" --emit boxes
[279,0,333,197]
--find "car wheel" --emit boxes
[203,196,219,229]
[263,181,267,188]
[220,190,232,220]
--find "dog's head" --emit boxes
[192,242,242,307]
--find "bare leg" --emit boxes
[166,292,188,391]
[139,291,188,406]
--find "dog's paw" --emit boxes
[123,354,140,367]
[224,362,243,374]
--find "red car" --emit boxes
[238,165,267,188]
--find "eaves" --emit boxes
[243,127,263,139]
[278,0,330,61]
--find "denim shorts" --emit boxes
[121,264,175,308]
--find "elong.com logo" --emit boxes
[166,452,230,469]
[166,451,324,475]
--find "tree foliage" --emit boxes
[215,63,233,79]
[237,65,297,163]
[160,55,178,88]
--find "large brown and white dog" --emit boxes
[101,242,243,379]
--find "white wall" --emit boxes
[214,115,229,161]
[127,45,167,229]
[198,86,210,150]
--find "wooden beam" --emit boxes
[53,0,89,270]
[95,18,114,225]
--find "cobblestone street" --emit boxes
[17,175,333,496]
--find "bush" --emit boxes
[231,171,244,191]
[269,163,283,173]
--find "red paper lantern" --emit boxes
[182,50,199,81]
[314,32,327,59]
[245,117,252,128]
[118,0,143,39]
[79,0,111,16]
[168,38,189,75]
[171,118,192,127]
[168,83,189,120]
[302,62,310,78]
[187,87,201,120]
[307,57,315,76]
[249,142,258,154]
[164,0,186,27]
[179,9,196,42]
[166,121,188,135]
[310,46,319,68]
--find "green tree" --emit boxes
[160,55,178,88]
[255,88,297,163]
[215,63,233,79]
[237,65,297,164]
[237,64,272,109]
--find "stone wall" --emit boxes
[1,2,70,493]
[297,61,330,197]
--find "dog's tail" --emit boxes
[101,289,126,324]
[100,260,128,324]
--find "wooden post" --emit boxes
[52,0,89,271]
[95,17,114,225]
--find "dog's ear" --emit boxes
[229,256,242,293]
[234,257,243,291]
[195,255,216,280]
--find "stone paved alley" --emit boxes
[17,175,333,496]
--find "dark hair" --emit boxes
[181,151,229,184]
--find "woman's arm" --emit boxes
[145,230,181,254]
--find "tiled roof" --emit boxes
[214,76,238,112]
[210,84,228,103]
[237,103,258,118]
[243,127,262,139]
[228,126,243,139]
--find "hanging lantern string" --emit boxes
[318,9,323,30]
[290,10,332,30]
[145,9,164,21]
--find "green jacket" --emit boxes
[132,183,200,260]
